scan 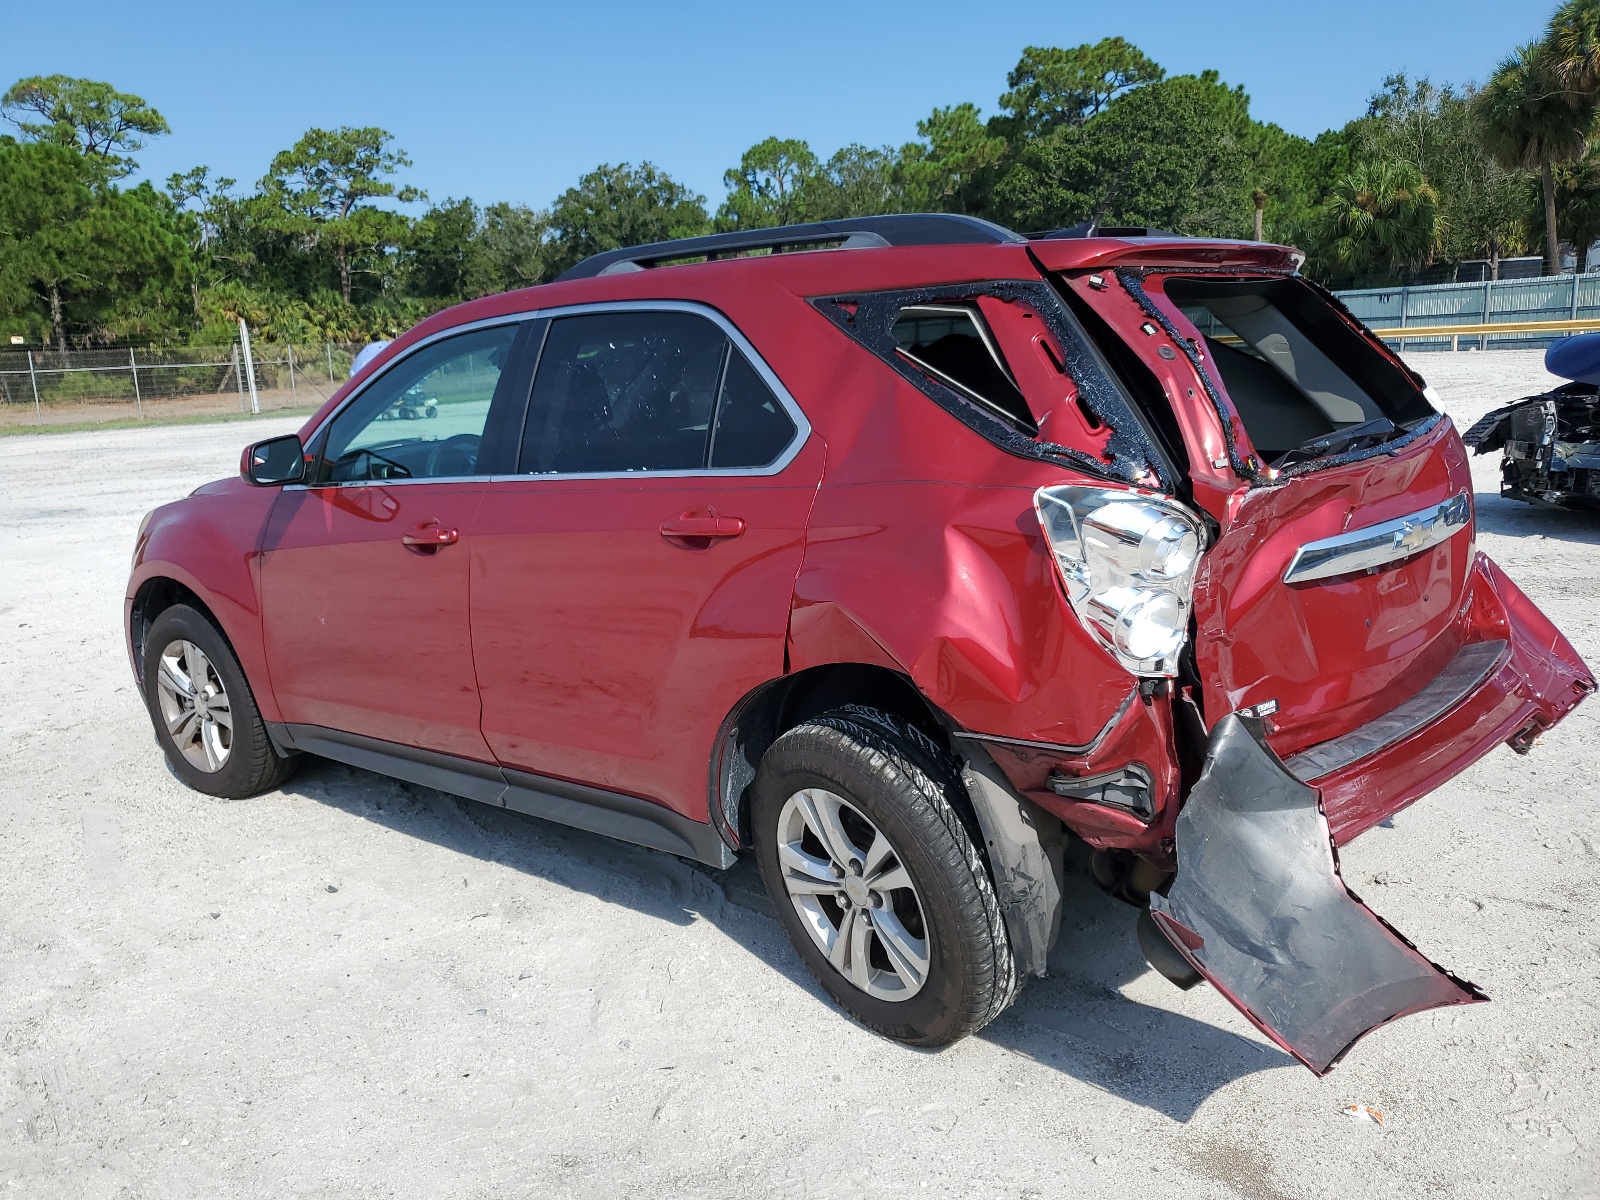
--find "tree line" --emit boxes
[3,2,1600,350]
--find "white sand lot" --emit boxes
[1,350,1595,1198]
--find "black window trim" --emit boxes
[292,300,812,489]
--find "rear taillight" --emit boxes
[1034,485,1206,677]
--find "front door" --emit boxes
[260,322,528,760]
[471,307,821,820]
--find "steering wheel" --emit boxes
[424,433,481,477]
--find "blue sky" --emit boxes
[0,0,1563,213]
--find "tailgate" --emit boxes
[1059,266,1478,761]
[1192,420,1476,758]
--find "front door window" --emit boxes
[319,325,518,482]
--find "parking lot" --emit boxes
[1,349,1596,1199]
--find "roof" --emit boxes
[556,214,1303,282]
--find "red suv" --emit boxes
[127,215,1593,1073]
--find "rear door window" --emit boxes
[519,310,798,474]
[709,352,798,468]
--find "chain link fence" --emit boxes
[6,276,1600,429]
[0,342,365,428]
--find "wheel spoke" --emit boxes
[200,722,221,771]
[168,707,198,740]
[871,908,929,990]
[783,875,844,898]
[796,789,860,869]
[205,700,233,729]
[182,643,210,695]
[862,831,894,878]
[867,864,912,894]
[828,906,858,973]
[849,910,873,989]
[775,785,932,1003]
[159,655,194,699]
[778,840,835,882]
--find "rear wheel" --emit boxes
[142,604,297,798]
[751,706,1015,1046]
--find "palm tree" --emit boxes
[1550,0,1600,98]
[1475,42,1595,275]
[1317,161,1443,279]
[1556,147,1600,270]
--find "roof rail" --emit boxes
[556,213,1027,281]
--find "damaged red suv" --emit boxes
[127,215,1593,1073]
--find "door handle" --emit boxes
[402,523,459,549]
[660,513,745,541]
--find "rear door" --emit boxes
[260,322,532,760]
[1063,269,1475,761]
[470,305,821,821]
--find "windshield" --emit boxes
[1162,276,1435,466]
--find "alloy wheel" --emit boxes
[776,787,930,1001]
[154,639,233,772]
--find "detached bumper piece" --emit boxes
[1462,386,1600,510]
[1149,715,1485,1075]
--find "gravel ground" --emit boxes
[1,350,1595,1199]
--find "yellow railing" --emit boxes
[1371,317,1600,341]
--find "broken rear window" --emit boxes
[1160,276,1436,467]
[813,281,1179,490]
[891,304,1036,433]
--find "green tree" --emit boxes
[1354,75,1530,271]
[813,144,910,218]
[1475,43,1595,274]
[1314,160,1443,280]
[545,162,708,276]
[1244,121,1348,247]
[0,139,192,348]
[900,103,1008,214]
[477,202,550,289]
[406,197,487,301]
[718,137,823,229]
[0,75,168,177]
[1556,146,1600,269]
[1550,0,1600,97]
[991,72,1253,236]
[259,126,423,303]
[997,39,1164,138]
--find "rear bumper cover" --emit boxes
[1299,553,1594,845]
[1151,715,1486,1075]
[1148,556,1591,1073]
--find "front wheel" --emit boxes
[142,604,297,798]
[751,707,1015,1046]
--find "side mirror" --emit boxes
[242,434,307,486]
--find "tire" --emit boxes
[751,706,1015,1046]
[142,604,297,799]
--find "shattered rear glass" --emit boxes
[813,280,1177,490]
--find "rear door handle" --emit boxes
[402,523,459,548]
[660,514,745,541]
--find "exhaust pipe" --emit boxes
[1137,905,1202,989]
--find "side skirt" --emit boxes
[268,723,737,869]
